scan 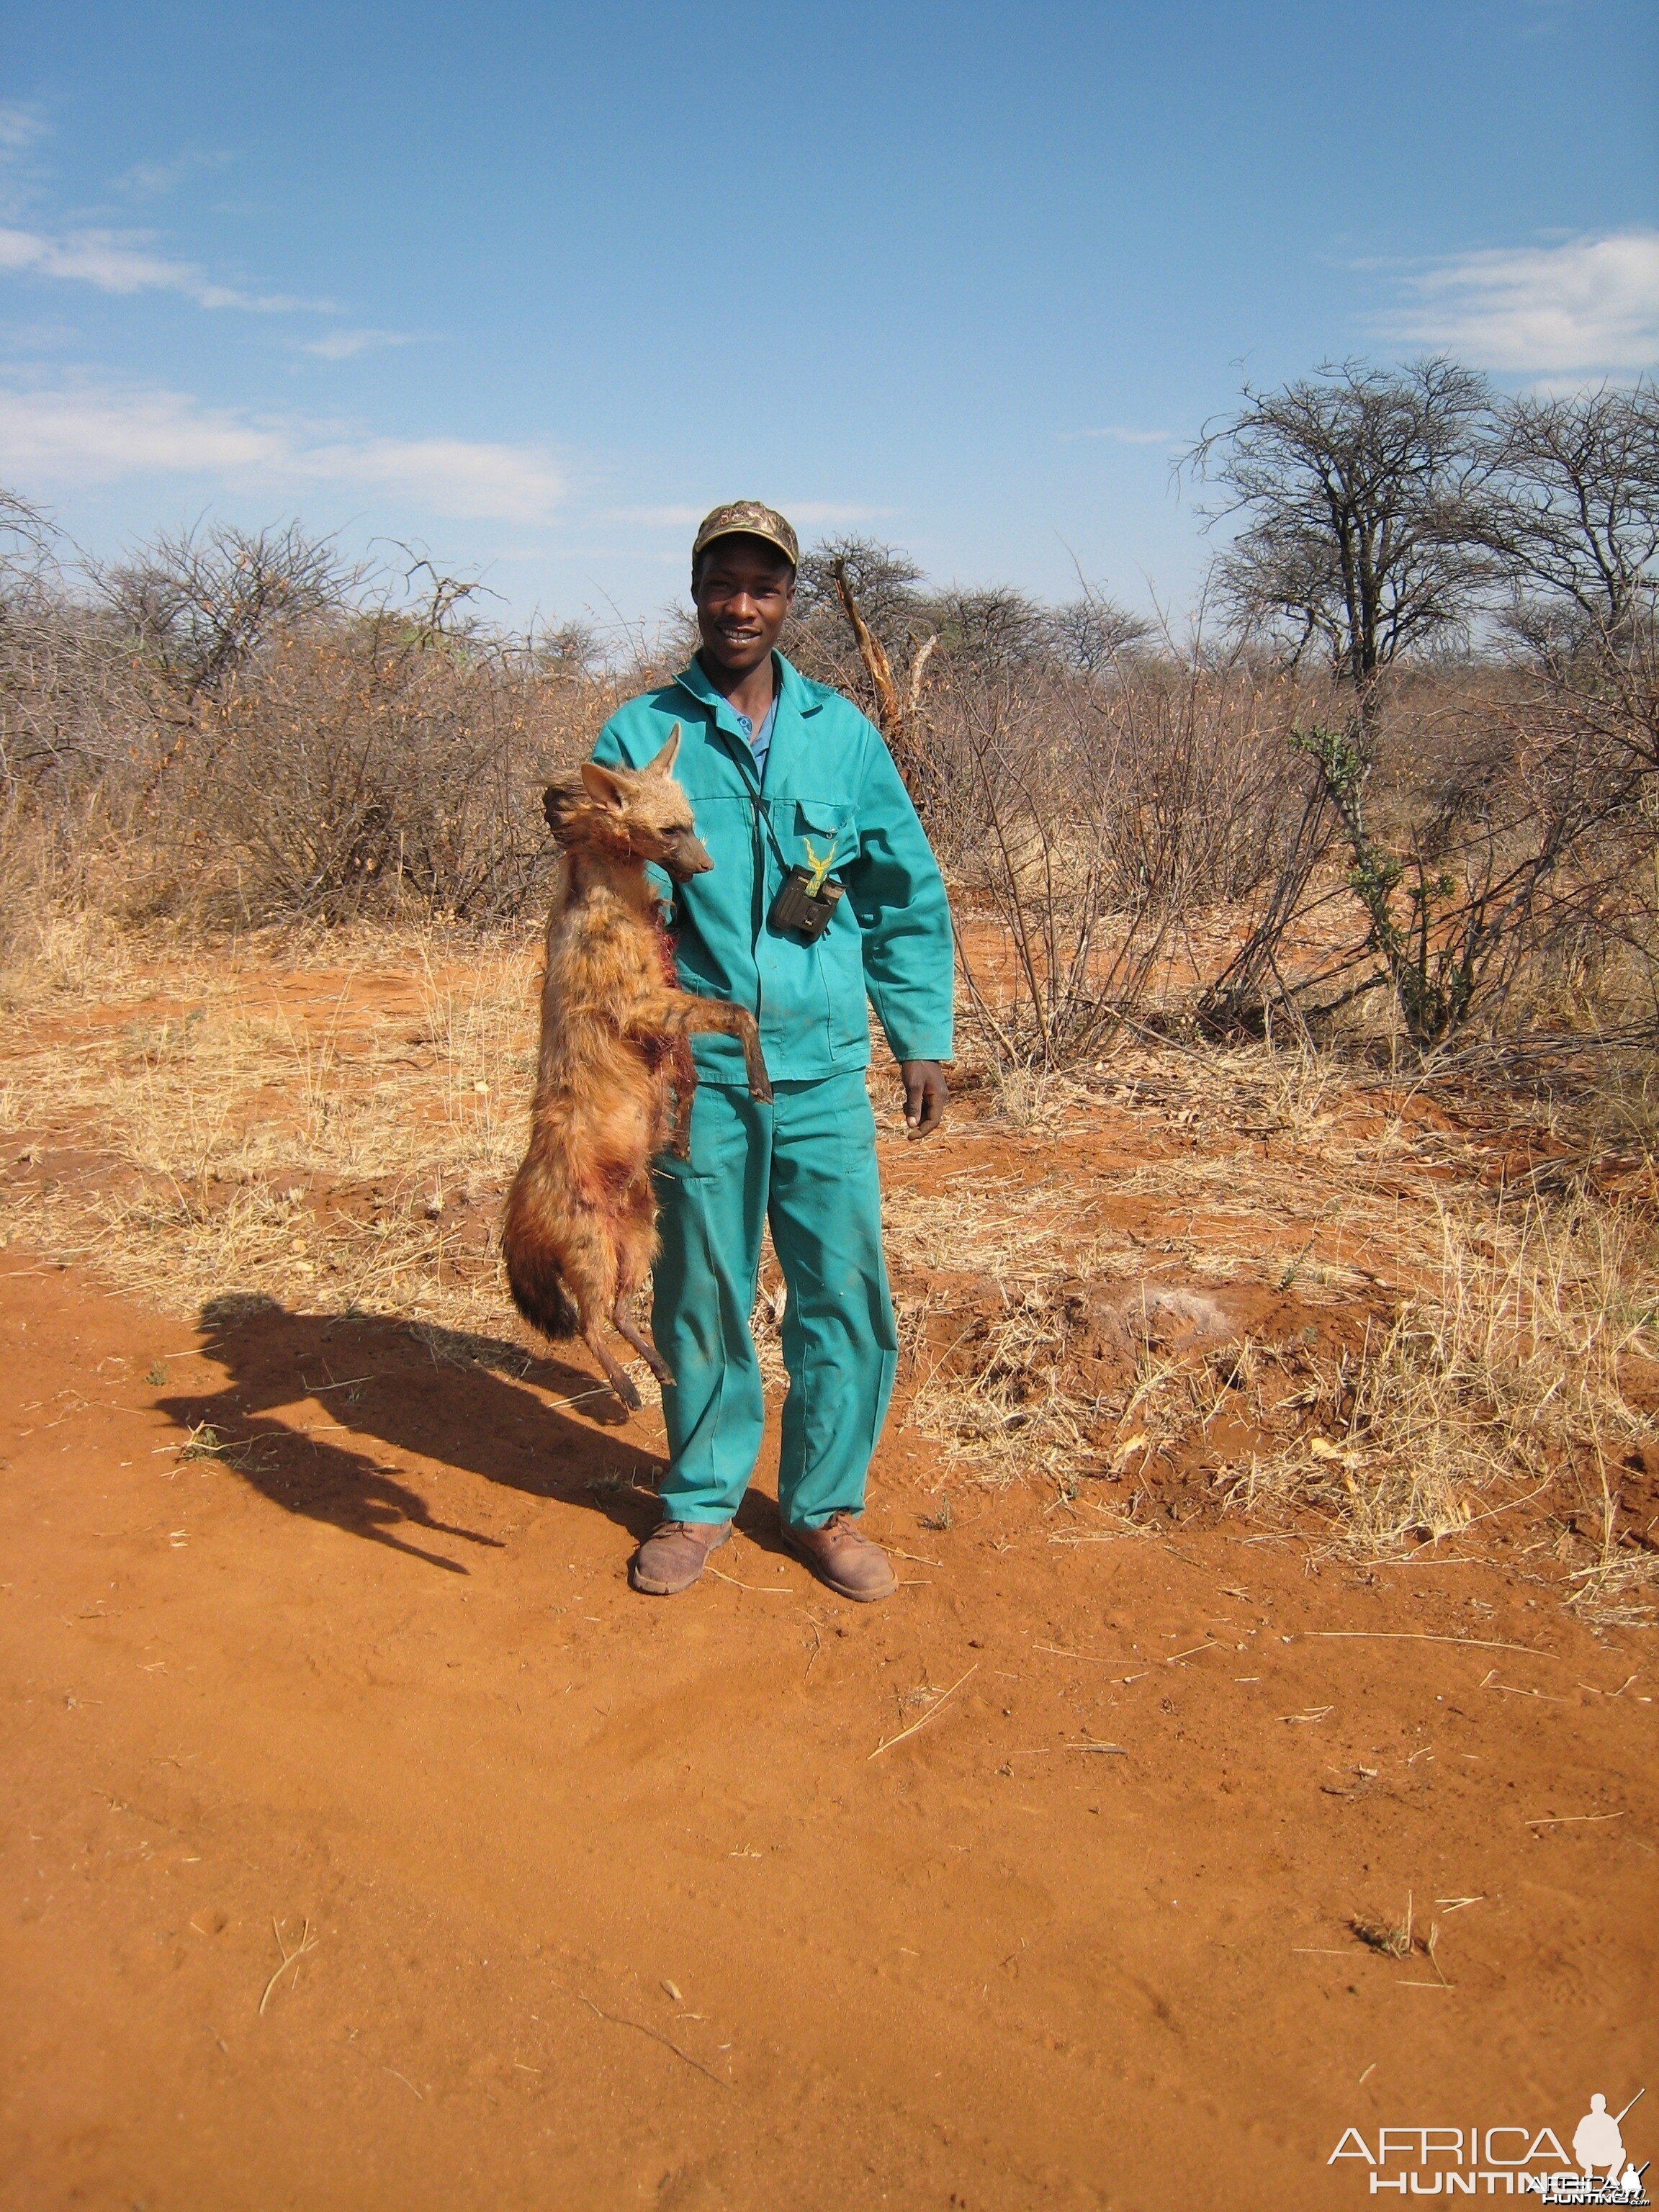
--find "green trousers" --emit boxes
[650,1069,899,1528]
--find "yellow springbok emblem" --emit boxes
[802,835,838,896]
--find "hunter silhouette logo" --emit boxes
[1327,2086,1647,2199]
[1542,2092,1649,2205]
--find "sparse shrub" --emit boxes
[2,362,1655,1067]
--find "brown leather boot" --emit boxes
[629,1519,732,1596]
[783,1511,897,1602]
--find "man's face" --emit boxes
[693,535,795,677]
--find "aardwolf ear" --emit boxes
[579,760,628,812]
[645,722,681,775]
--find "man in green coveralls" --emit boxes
[590,502,954,1603]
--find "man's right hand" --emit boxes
[901,1060,948,1139]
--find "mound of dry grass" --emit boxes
[1223,1195,1657,1570]
[880,1040,1658,1619]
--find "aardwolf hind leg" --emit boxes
[585,1325,643,1413]
[611,1295,672,1387]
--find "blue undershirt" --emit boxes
[734,692,778,781]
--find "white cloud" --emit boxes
[0,382,567,523]
[1059,424,1173,446]
[112,150,231,200]
[1386,230,1659,373]
[0,104,48,157]
[0,102,49,221]
[295,328,418,360]
[303,434,564,521]
[0,386,278,477]
[0,222,325,312]
[0,121,302,306]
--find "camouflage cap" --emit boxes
[691,500,799,571]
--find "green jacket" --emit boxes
[590,652,954,1084]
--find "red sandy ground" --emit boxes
[1,1035,1655,2209]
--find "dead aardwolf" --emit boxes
[502,726,770,1410]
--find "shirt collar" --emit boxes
[675,649,819,734]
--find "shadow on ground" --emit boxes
[154,1295,717,1574]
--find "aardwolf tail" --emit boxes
[505,1242,581,1340]
[501,1172,582,1340]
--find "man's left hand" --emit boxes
[900,1060,948,1140]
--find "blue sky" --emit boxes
[1,1,1655,637]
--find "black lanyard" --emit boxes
[706,704,795,876]
[697,698,840,940]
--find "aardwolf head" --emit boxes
[542,725,713,883]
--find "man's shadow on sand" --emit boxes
[157,1294,786,1576]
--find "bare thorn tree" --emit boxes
[1048,588,1152,678]
[0,487,56,581]
[1478,379,1659,842]
[795,535,925,641]
[793,537,938,793]
[94,518,360,699]
[1187,358,1493,745]
[1480,377,1659,661]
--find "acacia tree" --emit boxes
[1480,379,1659,662]
[1047,589,1151,678]
[94,519,358,699]
[1480,380,1659,825]
[1187,358,1492,741]
[791,535,927,689]
[1185,360,1578,1051]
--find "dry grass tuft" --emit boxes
[0,927,542,1339]
[1349,1894,1454,1984]
[2,935,1655,1606]
[1352,1895,1415,1959]
[886,1174,1136,1483]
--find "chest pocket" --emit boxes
[790,800,856,885]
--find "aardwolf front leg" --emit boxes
[624,994,773,1102]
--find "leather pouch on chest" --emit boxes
[770,866,844,941]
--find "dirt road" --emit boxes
[3,1256,1654,2211]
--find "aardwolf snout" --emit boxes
[664,832,713,881]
